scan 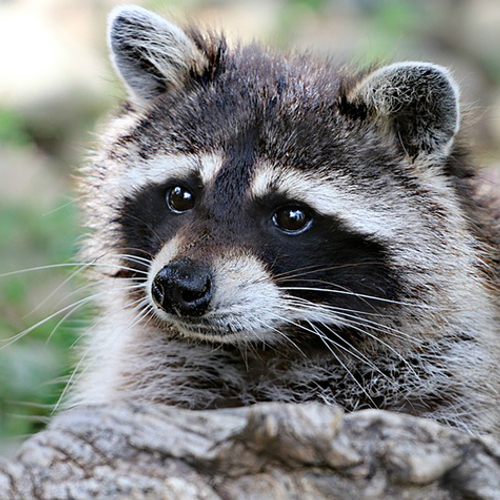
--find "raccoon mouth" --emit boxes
[167,315,249,341]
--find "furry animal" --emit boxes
[76,5,500,436]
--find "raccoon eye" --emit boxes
[166,186,195,213]
[272,206,312,234]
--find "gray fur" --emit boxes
[75,8,500,438]
[347,62,459,160]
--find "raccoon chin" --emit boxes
[158,312,283,346]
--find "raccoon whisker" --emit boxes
[284,296,384,318]
[282,298,422,370]
[107,277,149,284]
[116,258,152,270]
[285,298,419,345]
[131,302,156,330]
[70,297,153,380]
[0,262,150,278]
[332,313,420,345]
[0,262,93,278]
[91,245,154,260]
[277,309,385,373]
[47,282,148,346]
[245,312,306,356]
[47,285,148,348]
[84,248,153,274]
[237,340,251,370]
[1,293,103,352]
[116,212,164,247]
[277,313,385,374]
[91,268,150,279]
[1,283,147,352]
[118,254,153,265]
[304,319,378,408]
[45,302,89,347]
[280,286,440,311]
[114,253,153,267]
[59,297,153,411]
[77,253,151,276]
[306,320,395,379]
[49,277,145,315]
[73,295,150,347]
[41,195,84,216]
[316,325,389,379]
[285,281,385,313]
[233,327,269,371]
[117,262,151,273]
[280,277,391,305]
[273,263,331,280]
[95,263,150,277]
[25,261,92,318]
[284,294,387,326]
[113,248,155,260]
[106,283,147,291]
[275,262,394,281]
[336,321,420,379]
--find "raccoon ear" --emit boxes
[108,6,206,105]
[345,62,460,161]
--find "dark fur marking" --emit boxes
[254,197,400,313]
[117,173,401,331]
[187,28,228,87]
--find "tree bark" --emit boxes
[1,402,500,499]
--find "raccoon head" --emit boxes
[92,6,474,352]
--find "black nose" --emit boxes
[152,258,213,317]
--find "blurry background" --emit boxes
[1,0,500,454]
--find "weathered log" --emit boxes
[1,402,500,499]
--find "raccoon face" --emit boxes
[116,153,400,346]
[96,6,464,349]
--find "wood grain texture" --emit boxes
[1,402,500,499]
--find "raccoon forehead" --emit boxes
[116,153,223,193]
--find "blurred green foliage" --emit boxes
[0,98,88,447]
[0,194,82,444]
[0,109,31,147]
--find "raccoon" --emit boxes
[75,5,500,436]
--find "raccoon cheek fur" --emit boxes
[73,5,500,437]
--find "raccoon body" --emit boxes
[77,6,500,435]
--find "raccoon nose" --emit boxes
[152,259,213,317]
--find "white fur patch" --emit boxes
[250,163,403,239]
[205,252,284,344]
[198,154,224,186]
[118,153,223,195]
